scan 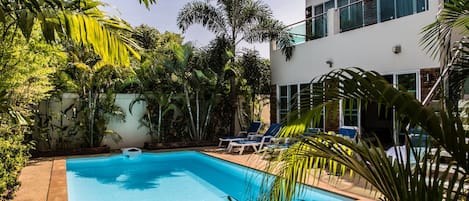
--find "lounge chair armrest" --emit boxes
[247,134,263,140]
[271,137,291,144]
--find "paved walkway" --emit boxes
[12,148,378,201]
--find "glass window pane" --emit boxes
[313,15,327,38]
[380,0,395,22]
[290,85,298,98]
[280,86,287,96]
[364,0,377,26]
[397,73,417,98]
[417,0,427,13]
[325,0,335,10]
[306,6,313,41]
[300,84,311,115]
[340,2,363,32]
[338,0,349,7]
[314,4,324,15]
[280,98,288,110]
[396,0,414,18]
[312,83,323,107]
[383,75,394,84]
[344,99,359,126]
[290,85,298,111]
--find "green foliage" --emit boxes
[132,25,183,51]
[0,0,141,67]
[177,0,294,133]
[0,125,30,201]
[130,25,186,143]
[50,44,127,148]
[238,49,271,122]
[240,49,271,96]
[138,0,157,9]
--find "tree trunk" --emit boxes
[157,104,162,142]
[184,85,196,140]
[196,91,200,141]
[89,90,94,147]
[202,103,213,140]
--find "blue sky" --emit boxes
[100,0,304,58]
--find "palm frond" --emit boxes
[420,0,469,64]
[237,0,272,31]
[63,13,139,67]
[138,0,157,9]
[177,1,227,35]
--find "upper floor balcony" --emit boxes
[285,0,431,46]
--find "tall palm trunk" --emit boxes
[196,90,200,141]
[89,89,94,147]
[184,85,196,140]
[229,35,237,135]
[157,104,162,142]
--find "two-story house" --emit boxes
[269,0,442,147]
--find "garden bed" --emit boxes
[143,141,218,150]
[31,146,111,158]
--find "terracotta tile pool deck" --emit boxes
[13,147,378,201]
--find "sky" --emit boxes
[100,0,305,58]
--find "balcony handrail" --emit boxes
[337,0,363,10]
[285,13,327,30]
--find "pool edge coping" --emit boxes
[47,159,68,201]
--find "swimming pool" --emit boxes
[66,151,354,201]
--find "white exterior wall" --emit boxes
[103,94,149,149]
[271,0,440,85]
[41,93,149,150]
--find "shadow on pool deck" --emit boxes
[12,147,378,201]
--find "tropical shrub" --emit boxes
[0,125,30,200]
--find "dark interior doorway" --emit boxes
[361,101,394,148]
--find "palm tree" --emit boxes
[177,0,293,59]
[177,0,294,135]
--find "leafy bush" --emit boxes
[0,125,30,200]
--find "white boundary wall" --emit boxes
[40,93,149,150]
[104,94,149,149]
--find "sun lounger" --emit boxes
[218,121,262,147]
[227,123,282,155]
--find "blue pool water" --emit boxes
[66,151,354,201]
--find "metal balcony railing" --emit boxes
[285,14,327,46]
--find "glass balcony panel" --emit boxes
[340,2,364,32]
[313,14,327,39]
[380,0,395,22]
[417,0,428,13]
[314,4,323,15]
[287,22,306,45]
[396,0,414,18]
[364,0,377,26]
[338,0,349,7]
[325,0,335,11]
